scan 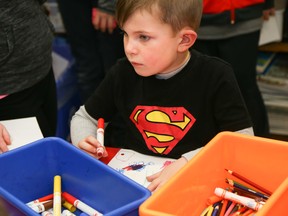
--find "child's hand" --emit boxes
[146,157,188,192]
[77,135,108,159]
[0,123,11,153]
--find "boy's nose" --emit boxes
[124,39,137,55]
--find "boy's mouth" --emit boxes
[130,61,143,67]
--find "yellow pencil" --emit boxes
[53,175,62,216]
[200,206,210,216]
[206,205,214,216]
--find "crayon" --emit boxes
[62,192,103,216]
[96,118,105,157]
[53,175,62,216]
[225,169,272,195]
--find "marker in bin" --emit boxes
[96,118,105,157]
[62,192,103,216]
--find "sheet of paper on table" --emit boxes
[0,117,43,151]
[108,149,176,188]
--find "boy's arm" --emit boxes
[70,105,98,147]
[70,106,108,158]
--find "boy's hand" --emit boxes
[92,8,117,34]
[146,157,188,192]
[77,135,108,159]
[0,123,11,153]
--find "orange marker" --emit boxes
[96,118,105,157]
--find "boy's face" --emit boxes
[122,9,187,77]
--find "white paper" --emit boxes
[0,117,43,151]
[259,10,284,46]
[108,149,176,187]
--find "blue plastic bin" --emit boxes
[0,138,151,216]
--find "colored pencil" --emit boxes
[224,201,236,216]
[242,209,255,216]
[226,178,270,200]
[219,199,228,216]
[225,169,272,195]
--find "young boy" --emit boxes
[71,0,253,191]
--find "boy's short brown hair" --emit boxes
[116,0,203,33]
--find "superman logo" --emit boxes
[130,106,196,155]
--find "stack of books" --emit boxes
[257,52,288,135]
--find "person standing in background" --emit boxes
[0,0,58,153]
[194,0,275,137]
[57,0,124,103]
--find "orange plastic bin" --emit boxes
[139,132,288,216]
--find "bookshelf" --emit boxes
[259,42,288,53]
[257,41,288,138]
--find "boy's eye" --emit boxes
[120,30,127,37]
[139,35,150,41]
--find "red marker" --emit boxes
[26,194,53,206]
[96,118,105,157]
[62,192,103,216]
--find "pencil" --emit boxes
[219,199,228,216]
[226,178,270,200]
[225,169,272,195]
[211,205,219,216]
[206,205,214,216]
[242,209,255,216]
[200,205,211,216]
[224,201,236,216]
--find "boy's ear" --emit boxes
[178,29,197,52]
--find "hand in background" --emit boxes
[92,8,117,34]
[0,123,11,153]
[77,135,108,159]
[146,157,188,192]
